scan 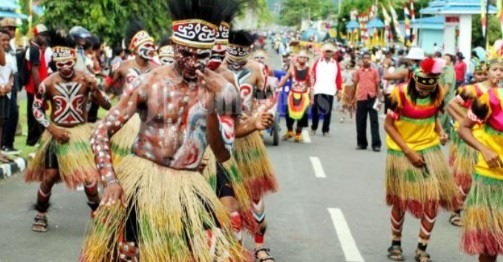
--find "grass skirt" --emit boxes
[385,146,458,218]
[462,174,503,256]
[233,131,278,200]
[201,147,218,191]
[110,114,141,166]
[80,155,245,262]
[449,131,477,191]
[25,124,98,189]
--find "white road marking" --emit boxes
[328,208,365,262]
[309,156,326,178]
[302,129,311,143]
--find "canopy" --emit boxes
[301,28,328,42]
[0,0,19,10]
[367,18,385,29]
[0,10,28,19]
[346,20,359,30]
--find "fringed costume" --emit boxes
[80,155,245,262]
[25,124,98,189]
[386,84,458,216]
[109,114,141,165]
[462,88,503,256]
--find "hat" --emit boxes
[321,43,336,52]
[413,57,446,89]
[33,24,48,35]
[406,47,425,60]
[0,18,16,28]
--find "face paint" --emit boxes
[56,59,76,79]
[226,45,250,72]
[137,41,156,60]
[159,56,175,65]
[174,45,211,80]
[208,44,227,71]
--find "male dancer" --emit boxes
[157,35,175,66]
[277,49,312,142]
[25,32,111,232]
[80,0,245,260]
[225,30,278,262]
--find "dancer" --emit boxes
[277,49,311,142]
[105,21,159,166]
[25,31,111,232]
[225,30,278,262]
[80,0,245,261]
[157,35,175,66]
[384,57,458,261]
[446,61,489,227]
[458,58,503,262]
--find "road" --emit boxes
[0,49,476,262]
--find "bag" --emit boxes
[17,47,30,87]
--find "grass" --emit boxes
[13,99,109,159]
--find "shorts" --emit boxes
[216,162,235,198]
[44,140,59,169]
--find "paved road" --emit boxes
[0,50,477,262]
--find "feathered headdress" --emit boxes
[413,57,445,89]
[168,0,231,49]
[50,29,76,62]
[486,41,503,67]
[124,20,153,51]
[227,30,255,59]
[474,61,489,73]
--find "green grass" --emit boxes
[14,100,109,159]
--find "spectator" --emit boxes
[353,52,381,151]
[439,53,456,135]
[0,29,15,161]
[25,24,50,146]
[454,52,467,88]
[0,18,20,154]
[310,43,342,136]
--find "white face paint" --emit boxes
[137,41,156,60]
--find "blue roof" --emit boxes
[421,0,497,15]
[346,20,359,30]
[367,18,385,28]
[0,0,19,10]
[0,10,28,19]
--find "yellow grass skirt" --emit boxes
[385,146,458,218]
[202,147,218,190]
[450,131,477,191]
[25,124,98,189]
[110,114,141,166]
[233,131,278,200]
[463,174,503,256]
[80,155,245,262]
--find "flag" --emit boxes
[404,4,411,46]
[498,0,503,38]
[382,4,393,44]
[389,0,404,43]
[481,0,487,38]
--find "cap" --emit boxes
[406,47,425,61]
[321,43,336,52]
[0,18,16,28]
[33,24,48,35]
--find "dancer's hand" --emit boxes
[480,148,502,168]
[101,182,127,208]
[255,112,274,130]
[196,68,227,93]
[48,126,70,144]
[439,133,449,145]
[404,149,426,168]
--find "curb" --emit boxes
[0,156,28,180]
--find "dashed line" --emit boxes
[328,208,365,262]
[302,129,311,143]
[309,156,326,178]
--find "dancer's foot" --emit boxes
[449,212,463,227]
[414,250,431,262]
[294,134,303,142]
[387,245,404,261]
[32,213,48,232]
[282,131,294,140]
[255,247,275,262]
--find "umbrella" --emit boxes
[346,20,359,30]
[473,47,486,62]
[367,18,385,29]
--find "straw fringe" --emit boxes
[462,174,503,256]
[233,131,278,200]
[80,155,245,262]
[385,146,458,218]
[110,114,141,166]
[202,147,217,191]
[452,139,477,190]
[24,125,98,189]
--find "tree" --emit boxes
[472,15,500,48]
[278,0,337,27]
[40,0,171,46]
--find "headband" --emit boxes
[226,44,251,60]
[215,22,230,45]
[171,19,218,49]
[129,30,154,51]
[52,46,76,62]
[158,45,174,57]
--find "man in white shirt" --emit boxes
[310,43,342,136]
[0,30,16,161]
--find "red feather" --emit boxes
[420,58,435,74]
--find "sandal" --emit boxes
[449,213,463,227]
[387,245,404,261]
[415,250,431,262]
[32,214,48,232]
[255,247,275,262]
